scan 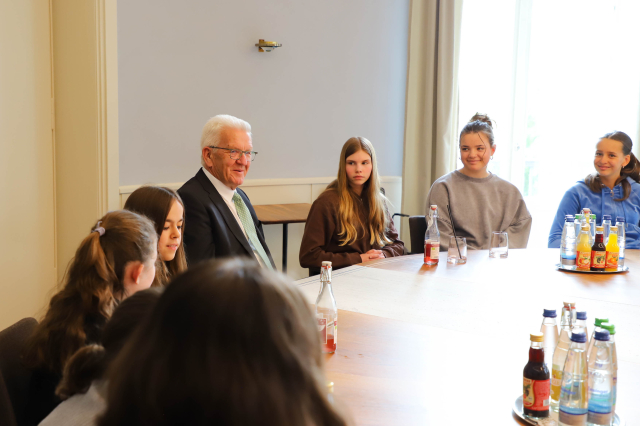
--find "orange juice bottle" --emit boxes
[576,226,591,270]
[605,226,620,271]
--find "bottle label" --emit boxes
[576,251,591,269]
[317,318,327,344]
[550,367,563,401]
[591,251,606,268]
[559,410,587,425]
[430,244,439,259]
[523,378,550,411]
[605,251,619,269]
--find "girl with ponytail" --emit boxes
[299,137,404,275]
[549,131,640,248]
[124,186,187,286]
[426,113,532,251]
[23,210,157,425]
[39,288,161,426]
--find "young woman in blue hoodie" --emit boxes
[548,131,640,248]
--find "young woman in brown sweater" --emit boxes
[300,137,404,274]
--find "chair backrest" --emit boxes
[408,216,427,255]
[0,318,38,426]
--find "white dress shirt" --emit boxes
[202,167,267,268]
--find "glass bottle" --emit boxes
[576,226,592,270]
[586,318,608,361]
[560,215,577,266]
[589,214,596,246]
[574,311,588,344]
[590,226,606,272]
[551,301,575,411]
[574,214,583,239]
[615,217,625,266]
[540,309,558,374]
[587,330,614,426]
[602,215,612,244]
[605,227,619,271]
[523,332,550,420]
[316,261,337,354]
[424,205,440,265]
[599,323,617,420]
[559,332,588,426]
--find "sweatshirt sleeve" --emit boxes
[381,206,405,257]
[299,194,363,269]
[426,181,453,251]
[548,186,582,248]
[507,199,532,249]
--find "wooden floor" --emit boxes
[296,248,639,425]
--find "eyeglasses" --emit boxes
[208,146,258,162]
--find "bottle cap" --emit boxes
[610,226,618,232]
[616,217,625,223]
[603,215,612,220]
[530,332,544,342]
[575,214,582,219]
[583,208,591,213]
[600,323,616,335]
[430,205,437,210]
[321,261,332,267]
[581,226,589,231]
[570,332,587,343]
[543,309,557,318]
[565,216,574,222]
[594,317,609,327]
[563,301,575,307]
[591,214,596,220]
[576,311,587,320]
[594,330,610,341]
[596,226,603,232]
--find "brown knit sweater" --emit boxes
[299,189,405,271]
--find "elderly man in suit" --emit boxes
[178,114,275,269]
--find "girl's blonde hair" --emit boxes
[326,137,392,247]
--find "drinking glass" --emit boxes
[447,237,467,264]
[489,232,508,258]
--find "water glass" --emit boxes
[447,237,467,264]
[489,231,508,258]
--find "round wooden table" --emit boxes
[296,248,639,425]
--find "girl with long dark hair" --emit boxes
[549,131,640,247]
[23,210,157,425]
[124,186,187,286]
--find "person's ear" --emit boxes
[124,261,145,285]
[623,154,631,168]
[491,144,497,157]
[202,147,215,168]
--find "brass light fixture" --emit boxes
[255,39,282,52]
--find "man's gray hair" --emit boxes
[200,115,252,166]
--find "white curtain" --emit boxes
[401,0,464,242]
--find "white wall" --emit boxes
[117,0,410,185]
[0,1,56,328]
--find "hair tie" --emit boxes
[93,221,106,237]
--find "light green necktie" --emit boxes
[232,192,273,270]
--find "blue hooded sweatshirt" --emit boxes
[548,177,640,248]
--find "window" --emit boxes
[458,0,640,247]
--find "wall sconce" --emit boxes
[255,39,282,52]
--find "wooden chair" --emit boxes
[0,318,38,426]
[408,215,427,254]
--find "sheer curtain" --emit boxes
[458,0,640,248]
[401,0,464,242]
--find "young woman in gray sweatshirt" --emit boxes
[426,114,532,251]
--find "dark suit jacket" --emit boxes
[178,169,275,268]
